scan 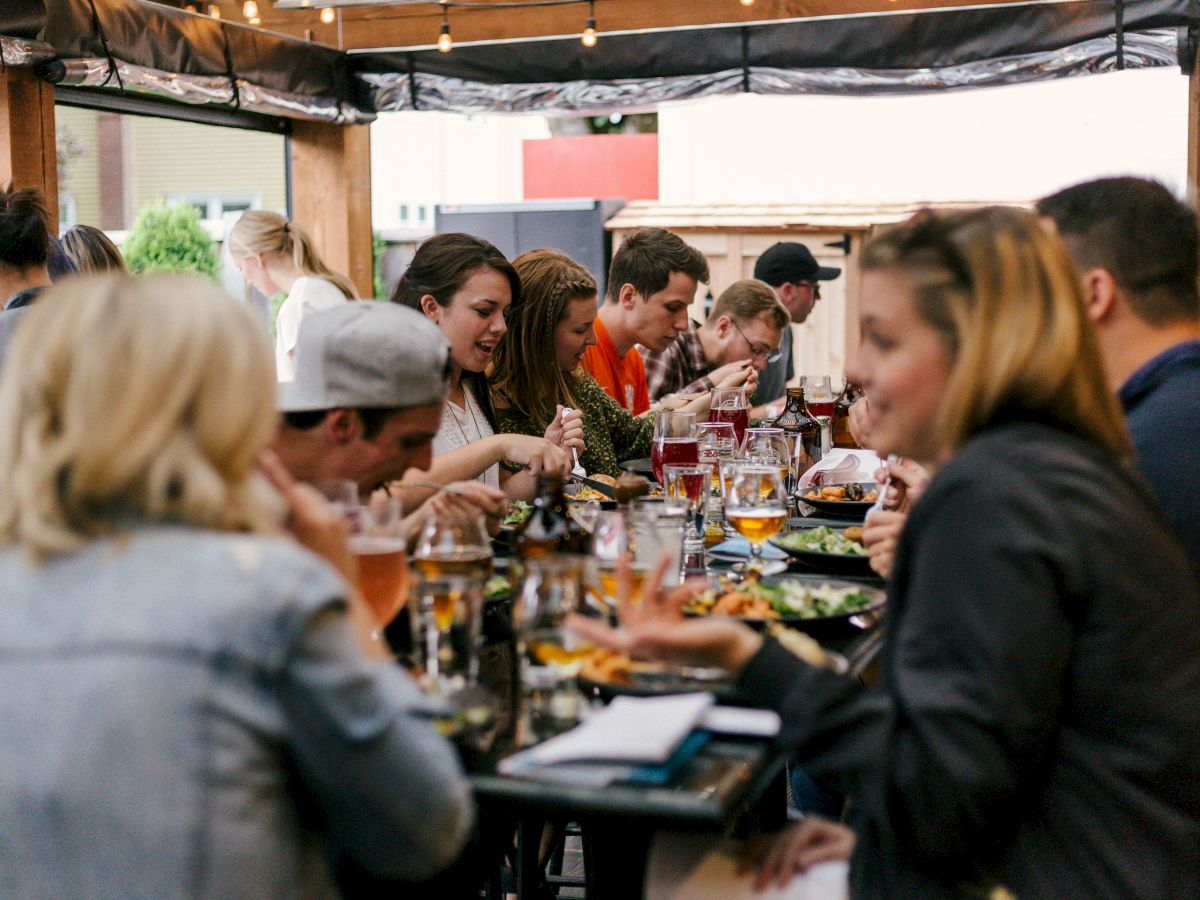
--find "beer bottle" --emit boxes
[770,387,821,480]
[514,472,589,558]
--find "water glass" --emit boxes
[629,498,685,586]
[664,463,712,553]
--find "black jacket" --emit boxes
[738,422,1200,898]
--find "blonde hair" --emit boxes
[61,224,128,275]
[0,274,285,557]
[862,206,1131,460]
[490,248,597,430]
[228,210,358,299]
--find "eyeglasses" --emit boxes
[795,280,821,298]
[730,319,782,364]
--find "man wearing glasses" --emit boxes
[752,241,842,411]
[639,278,787,401]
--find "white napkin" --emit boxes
[647,832,850,899]
[499,693,715,772]
[795,450,882,494]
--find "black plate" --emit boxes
[796,482,878,519]
[577,666,739,703]
[620,457,654,478]
[770,531,875,577]
[685,574,885,640]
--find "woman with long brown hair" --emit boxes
[576,207,1200,896]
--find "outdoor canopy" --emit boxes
[1,0,1198,122]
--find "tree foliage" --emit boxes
[123,202,219,279]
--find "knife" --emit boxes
[569,473,617,499]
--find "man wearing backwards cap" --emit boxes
[273,302,503,519]
[752,241,842,410]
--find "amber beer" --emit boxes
[350,535,410,627]
[526,634,597,667]
[595,562,650,607]
[413,550,492,630]
[726,509,787,543]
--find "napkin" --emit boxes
[500,692,715,773]
[647,832,850,899]
[707,536,789,562]
[795,449,883,494]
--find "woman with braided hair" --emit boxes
[228,210,356,380]
[492,248,714,478]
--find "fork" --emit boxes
[562,406,586,479]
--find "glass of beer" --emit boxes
[709,385,750,446]
[413,513,492,688]
[724,465,788,571]
[514,555,597,687]
[346,493,409,633]
[591,511,653,612]
[741,427,793,491]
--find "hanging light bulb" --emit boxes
[437,14,452,53]
[242,0,258,19]
[320,6,336,24]
[581,1,597,47]
[208,3,221,18]
[249,15,261,24]
[740,0,755,6]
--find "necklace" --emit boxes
[449,382,485,447]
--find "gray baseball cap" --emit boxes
[278,301,452,412]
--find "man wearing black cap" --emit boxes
[752,241,842,410]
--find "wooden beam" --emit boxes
[290,122,375,297]
[211,0,1045,53]
[1189,48,1199,212]
[0,67,59,226]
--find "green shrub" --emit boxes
[123,202,219,279]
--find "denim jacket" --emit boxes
[0,524,473,897]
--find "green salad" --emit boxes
[774,527,867,557]
[766,580,875,617]
[485,575,512,602]
[501,500,532,528]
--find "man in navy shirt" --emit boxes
[1039,177,1200,570]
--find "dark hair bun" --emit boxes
[0,185,53,269]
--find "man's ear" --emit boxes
[618,283,639,309]
[713,314,734,338]
[324,409,362,445]
[1082,267,1119,323]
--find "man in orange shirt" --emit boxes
[582,228,710,415]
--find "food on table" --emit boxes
[502,500,533,527]
[684,573,877,620]
[774,526,868,556]
[803,482,879,503]
[484,574,511,602]
[579,648,637,685]
[570,486,609,502]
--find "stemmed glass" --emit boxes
[412,513,492,687]
[664,463,713,560]
[708,385,750,446]
[724,465,788,572]
[801,375,836,454]
[741,427,793,491]
[651,410,698,485]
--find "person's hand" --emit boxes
[543,405,586,456]
[499,434,571,478]
[848,397,873,450]
[260,450,356,583]
[568,556,763,673]
[862,508,906,580]
[710,360,756,390]
[874,457,930,513]
[738,818,857,891]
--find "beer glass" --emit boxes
[724,465,787,570]
[741,427,793,492]
[708,385,750,446]
[347,494,410,631]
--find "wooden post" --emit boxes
[1189,52,1200,212]
[289,121,374,298]
[0,66,58,225]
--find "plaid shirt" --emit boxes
[638,320,716,401]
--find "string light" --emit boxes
[208,3,220,17]
[249,15,261,24]
[740,0,755,6]
[438,9,453,52]
[320,6,336,24]
[581,0,596,47]
[242,1,258,18]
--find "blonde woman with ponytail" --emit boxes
[228,210,356,380]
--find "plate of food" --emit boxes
[683,571,884,638]
[797,482,879,518]
[771,526,875,576]
[576,648,738,701]
[565,477,617,509]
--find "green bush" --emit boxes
[123,202,219,279]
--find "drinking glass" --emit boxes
[801,375,836,453]
[741,427,793,491]
[651,410,698,485]
[590,511,649,610]
[664,464,712,554]
[412,513,492,688]
[724,465,788,570]
[347,494,410,630]
[708,385,750,446]
[697,421,738,490]
[629,498,685,586]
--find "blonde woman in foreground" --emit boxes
[0,275,472,894]
[576,207,1200,897]
[228,209,356,380]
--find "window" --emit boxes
[398,202,409,222]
